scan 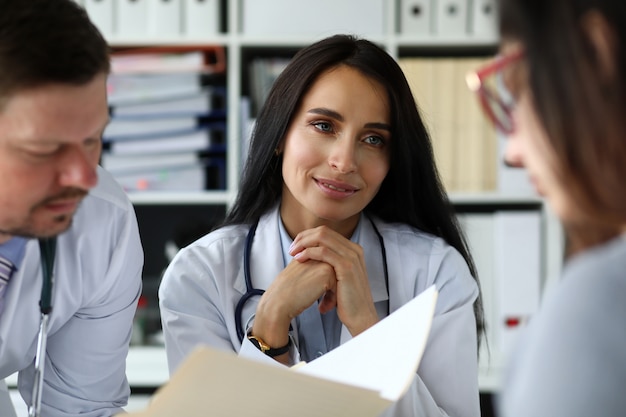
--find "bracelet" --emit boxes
[247,331,291,357]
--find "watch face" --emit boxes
[248,335,269,352]
[248,334,290,357]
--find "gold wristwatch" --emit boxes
[247,331,291,357]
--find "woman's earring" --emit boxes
[270,153,280,172]
[270,147,282,172]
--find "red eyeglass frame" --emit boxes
[466,49,525,134]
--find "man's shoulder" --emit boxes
[69,166,136,233]
[85,166,134,212]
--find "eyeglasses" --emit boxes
[466,50,524,134]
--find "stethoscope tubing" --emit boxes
[235,221,262,340]
[29,237,56,417]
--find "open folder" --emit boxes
[121,285,438,417]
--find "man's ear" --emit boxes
[581,10,617,81]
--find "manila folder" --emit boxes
[121,285,438,417]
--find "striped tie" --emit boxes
[0,255,14,314]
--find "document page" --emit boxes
[297,284,438,401]
[124,347,391,417]
[120,285,438,417]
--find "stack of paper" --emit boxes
[101,48,228,192]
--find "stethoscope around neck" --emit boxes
[28,237,56,417]
[234,215,389,342]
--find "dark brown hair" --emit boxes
[224,34,485,346]
[500,0,626,251]
[0,0,110,107]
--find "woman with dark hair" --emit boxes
[466,1,626,416]
[160,34,482,417]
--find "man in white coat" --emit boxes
[0,1,143,416]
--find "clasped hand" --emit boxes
[252,225,379,357]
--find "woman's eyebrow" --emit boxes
[308,107,343,121]
[307,107,391,131]
[364,122,391,131]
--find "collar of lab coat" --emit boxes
[234,205,389,304]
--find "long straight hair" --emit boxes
[500,0,626,252]
[223,35,484,343]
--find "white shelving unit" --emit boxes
[102,0,503,208]
[80,0,564,397]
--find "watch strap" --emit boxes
[247,332,291,357]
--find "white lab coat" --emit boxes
[0,166,143,417]
[160,205,480,417]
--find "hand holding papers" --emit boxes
[121,285,438,417]
[296,285,438,402]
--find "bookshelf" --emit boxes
[76,0,564,398]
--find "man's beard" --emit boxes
[0,188,87,239]
[0,213,75,240]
